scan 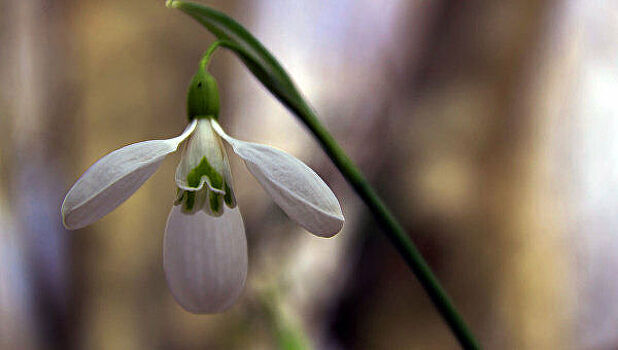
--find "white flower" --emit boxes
[61,117,344,313]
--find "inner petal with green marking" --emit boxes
[174,118,236,216]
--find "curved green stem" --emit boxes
[200,40,223,70]
[168,2,480,348]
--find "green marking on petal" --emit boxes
[209,192,222,214]
[184,191,196,211]
[177,155,230,216]
[187,156,223,190]
[224,182,234,207]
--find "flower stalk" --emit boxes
[168,2,480,349]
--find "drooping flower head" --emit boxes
[61,54,344,313]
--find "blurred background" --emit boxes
[1,0,617,349]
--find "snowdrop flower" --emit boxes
[61,64,344,313]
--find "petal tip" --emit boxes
[60,212,84,231]
[309,215,344,238]
[60,199,78,230]
[165,264,246,314]
[169,285,244,314]
[61,213,72,230]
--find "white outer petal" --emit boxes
[211,120,344,237]
[61,120,197,230]
[163,205,247,314]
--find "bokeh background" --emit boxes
[1,0,618,349]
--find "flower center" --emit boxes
[184,156,225,214]
[174,118,236,216]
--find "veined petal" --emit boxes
[163,205,247,313]
[211,120,344,237]
[61,120,197,230]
